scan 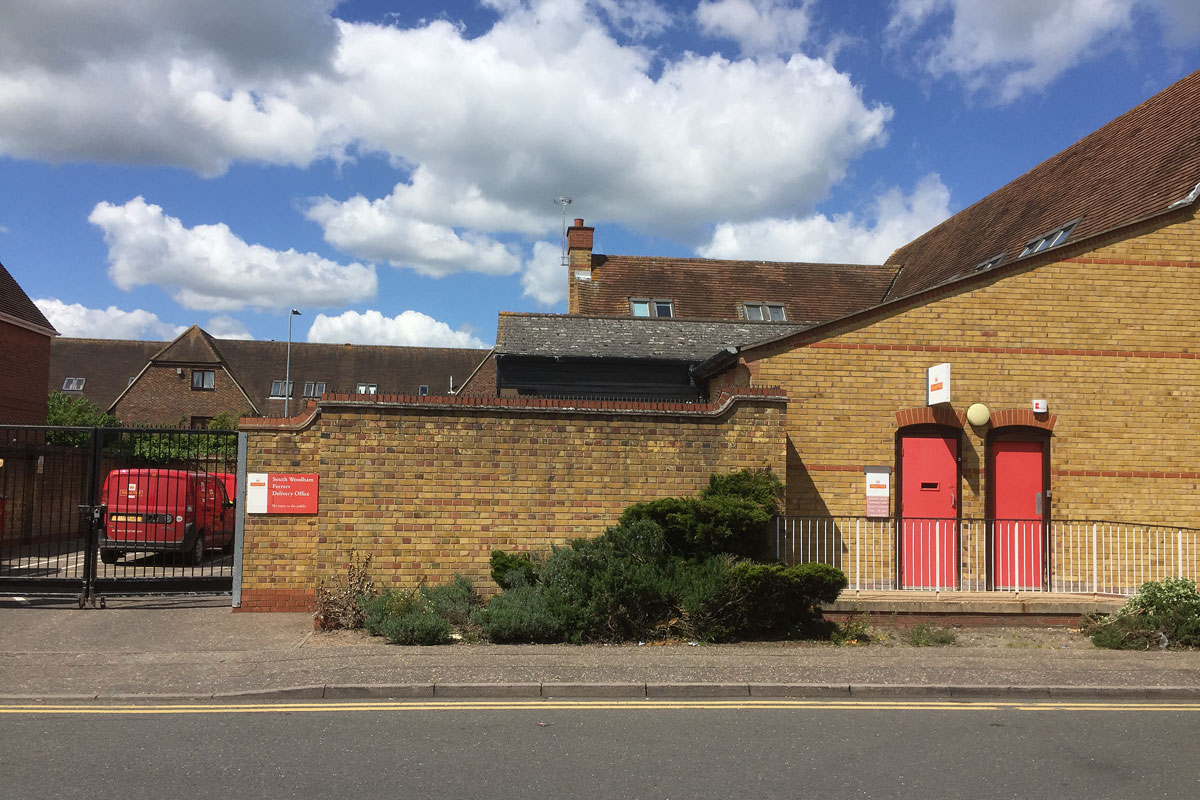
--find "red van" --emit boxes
[100,469,235,565]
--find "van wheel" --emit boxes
[100,549,120,565]
[186,532,205,566]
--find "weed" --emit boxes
[902,623,958,647]
[313,552,375,630]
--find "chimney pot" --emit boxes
[574,218,584,227]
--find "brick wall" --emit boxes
[743,207,1200,526]
[115,364,253,426]
[0,322,51,424]
[238,389,787,611]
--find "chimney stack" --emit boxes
[566,218,595,314]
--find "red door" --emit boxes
[900,435,958,589]
[993,440,1045,589]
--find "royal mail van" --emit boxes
[100,469,235,565]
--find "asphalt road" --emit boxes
[2,699,1198,799]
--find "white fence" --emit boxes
[774,516,1200,596]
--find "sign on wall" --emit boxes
[246,473,319,514]
[926,362,950,406]
[864,466,891,518]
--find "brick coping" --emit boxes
[239,387,788,431]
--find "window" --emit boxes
[189,416,212,430]
[742,302,786,322]
[62,377,86,391]
[303,381,326,397]
[418,385,430,396]
[269,380,294,398]
[1020,220,1078,258]
[356,383,378,395]
[191,370,215,391]
[973,255,1004,272]
[629,298,674,318]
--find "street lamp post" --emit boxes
[285,309,301,416]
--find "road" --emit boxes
[2,698,1197,799]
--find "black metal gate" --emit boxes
[0,426,239,606]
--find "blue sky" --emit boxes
[2,0,1198,348]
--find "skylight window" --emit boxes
[630,298,674,318]
[269,380,294,398]
[356,383,378,395]
[742,302,786,321]
[1020,220,1078,258]
[62,377,85,391]
[973,255,1004,272]
[303,381,326,397]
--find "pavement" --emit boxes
[1,594,1197,702]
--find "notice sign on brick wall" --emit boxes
[864,466,891,518]
[246,473,319,514]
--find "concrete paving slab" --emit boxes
[323,684,435,699]
[749,683,850,697]
[434,683,541,698]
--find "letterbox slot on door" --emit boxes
[920,481,939,491]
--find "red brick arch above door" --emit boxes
[989,408,1056,431]
[895,406,966,429]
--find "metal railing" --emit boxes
[774,516,1200,596]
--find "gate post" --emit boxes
[79,427,105,608]
[232,432,248,608]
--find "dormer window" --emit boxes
[1020,220,1078,258]
[742,302,786,322]
[630,298,674,318]
[973,254,1004,272]
[62,377,86,391]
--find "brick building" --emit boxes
[237,70,1200,608]
[51,325,489,426]
[0,262,57,424]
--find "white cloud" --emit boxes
[0,0,891,240]
[698,173,951,263]
[206,314,254,339]
[886,0,1163,103]
[695,0,813,57]
[521,240,568,305]
[307,309,489,349]
[593,0,674,39]
[34,298,187,340]
[88,196,376,312]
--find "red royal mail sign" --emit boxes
[246,473,319,514]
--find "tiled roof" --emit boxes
[50,338,161,410]
[886,68,1200,299]
[0,261,55,334]
[218,339,489,411]
[50,333,490,414]
[495,312,809,361]
[573,255,896,322]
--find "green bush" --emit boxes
[731,561,848,636]
[360,586,429,636]
[672,555,744,642]
[490,549,541,589]
[702,468,782,512]
[379,611,453,645]
[476,585,574,643]
[421,575,482,627]
[1084,577,1200,649]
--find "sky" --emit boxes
[2,0,1199,350]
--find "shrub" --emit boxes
[313,552,375,630]
[702,468,782,513]
[421,575,482,627]
[731,561,848,636]
[379,611,453,645]
[1084,577,1200,649]
[477,585,574,643]
[490,549,542,589]
[672,555,744,642]
[361,586,428,636]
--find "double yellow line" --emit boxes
[1,699,1197,715]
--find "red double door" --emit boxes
[900,433,1046,590]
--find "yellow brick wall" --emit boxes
[746,208,1200,586]
[238,394,787,609]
